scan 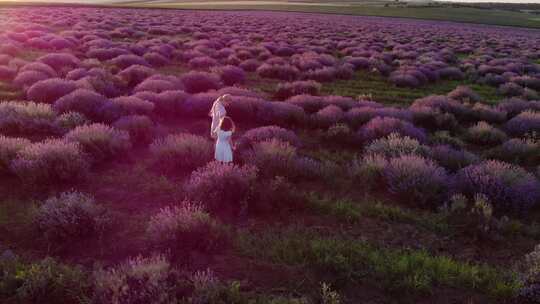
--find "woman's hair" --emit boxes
[219,116,235,132]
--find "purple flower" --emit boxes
[34,191,107,241]
[430,145,480,172]
[0,135,31,175]
[302,66,336,82]
[437,67,464,80]
[447,85,481,103]
[0,101,57,136]
[113,115,154,144]
[470,103,507,124]
[313,105,344,128]
[10,139,89,185]
[109,54,150,69]
[0,65,16,81]
[389,72,421,88]
[275,80,321,100]
[497,98,540,118]
[499,82,524,97]
[359,117,427,143]
[150,133,213,172]
[117,65,156,87]
[239,59,261,72]
[505,111,540,137]
[101,96,155,122]
[188,56,218,69]
[240,125,301,148]
[37,53,80,73]
[134,78,179,94]
[285,95,324,113]
[258,101,306,127]
[87,47,130,61]
[53,89,109,120]
[13,70,49,88]
[455,160,540,214]
[65,123,131,162]
[215,65,246,86]
[383,155,449,206]
[180,71,221,94]
[27,78,78,104]
[184,162,258,214]
[143,52,170,67]
[256,63,299,81]
[365,133,431,158]
[411,95,470,120]
[465,121,508,145]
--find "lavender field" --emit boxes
[0,5,540,304]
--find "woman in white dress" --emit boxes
[209,94,231,138]
[215,116,235,163]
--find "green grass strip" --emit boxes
[307,194,450,234]
[236,229,521,298]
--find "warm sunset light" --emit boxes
[0,0,538,303]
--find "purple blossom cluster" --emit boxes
[359,117,427,143]
[383,155,450,206]
[64,123,131,162]
[150,133,213,172]
[184,162,258,214]
[455,160,540,214]
[0,6,537,213]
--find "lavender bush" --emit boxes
[215,65,245,86]
[117,65,156,87]
[359,117,427,143]
[65,123,131,162]
[26,78,78,104]
[101,96,155,122]
[0,101,57,136]
[447,85,481,103]
[0,136,31,175]
[55,112,89,133]
[431,145,480,172]
[312,105,344,128]
[285,95,324,114]
[34,191,108,241]
[239,125,301,148]
[180,71,221,94]
[150,133,213,173]
[465,121,508,145]
[13,70,49,88]
[505,110,540,137]
[485,138,539,164]
[147,202,224,252]
[429,130,465,149]
[53,89,108,120]
[184,162,258,214]
[470,103,507,124]
[242,139,320,180]
[93,255,179,304]
[256,63,299,81]
[133,78,178,94]
[112,115,154,145]
[274,80,321,100]
[455,160,540,214]
[324,123,355,146]
[365,133,431,158]
[383,155,450,207]
[10,139,89,185]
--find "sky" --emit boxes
[1,0,539,4]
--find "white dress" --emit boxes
[215,130,233,163]
[210,101,226,138]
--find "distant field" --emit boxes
[116,0,540,28]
